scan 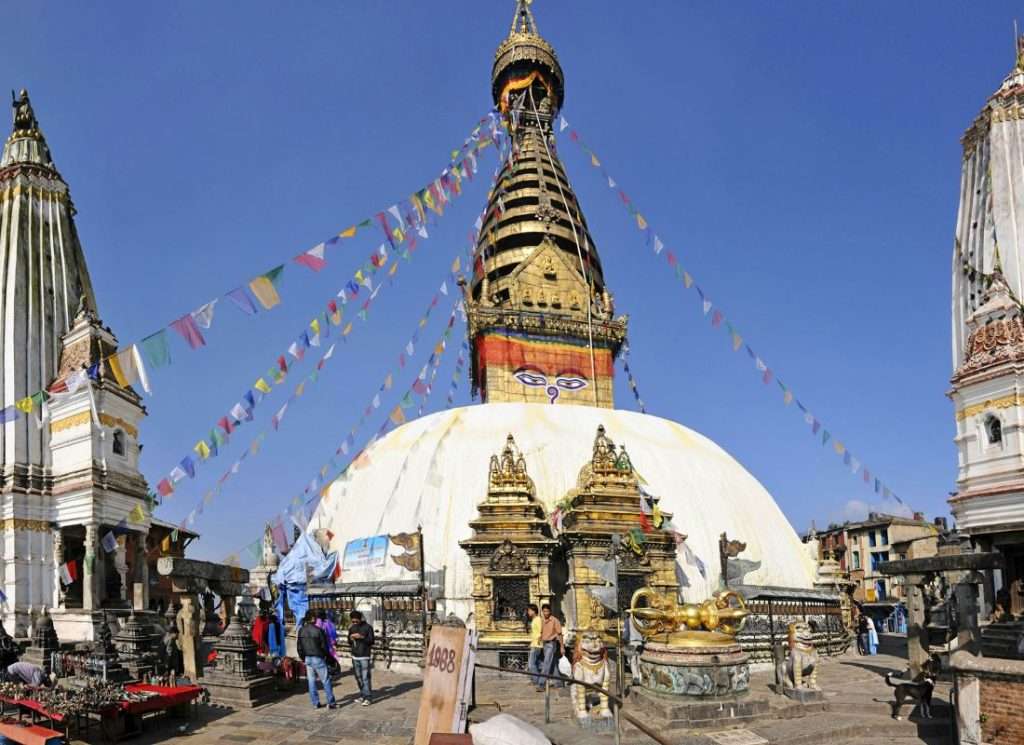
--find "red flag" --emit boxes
[278,356,288,373]
[217,416,235,435]
[157,479,174,497]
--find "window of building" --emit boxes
[852,551,861,570]
[112,430,126,456]
[868,531,876,548]
[986,415,1003,445]
[870,551,890,571]
[876,579,887,601]
[880,528,889,546]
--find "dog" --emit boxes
[884,669,935,720]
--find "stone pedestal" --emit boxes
[23,609,59,674]
[637,641,750,697]
[203,615,275,708]
[780,686,824,703]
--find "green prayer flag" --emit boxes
[140,329,171,368]
[357,218,372,228]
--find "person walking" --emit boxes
[856,613,869,655]
[540,604,564,688]
[347,611,375,705]
[526,603,544,691]
[866,615,879,655]
[297,611,337,710]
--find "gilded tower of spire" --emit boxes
[466,1,627,409]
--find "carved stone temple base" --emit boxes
[638,641,750,698]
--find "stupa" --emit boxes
[311,0,837,664]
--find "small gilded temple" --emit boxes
[312,1,844,664]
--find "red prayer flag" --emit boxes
[293,246,327,272]
[218,416,235,435]
[170,314,206,350]
[157,478,174,497]
[278,355,288,373]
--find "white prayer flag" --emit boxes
[702,299,712,316]
[559,115,569,132]
[653,236,664,255]
[191,299,218,329]
[439,281,448,296]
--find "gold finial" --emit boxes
[510,0,539,37]
[1015,21,1024,71]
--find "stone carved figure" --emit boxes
[775,621,819,691]
[176,597,202,681]
[571,628,613,725]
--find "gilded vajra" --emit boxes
[629,587,749,647]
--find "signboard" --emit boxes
[413,625,477,745]
[342,535,389,573]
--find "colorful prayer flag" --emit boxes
[227,287,259,315]
[192,299,217,329]
[294,244,327,272]
[170,314,206,349]
[140,330,171,369]
[249,265,284,310]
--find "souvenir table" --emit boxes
[0,682,203,742]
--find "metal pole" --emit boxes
[474,662,670,745]
[418,525,428,652]
[614,615,622,745]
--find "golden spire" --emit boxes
[509,0,540,37]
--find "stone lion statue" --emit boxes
[775,621,819,690]
[571,628,614,727]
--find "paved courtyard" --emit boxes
[62,650,952,745]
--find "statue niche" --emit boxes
[459,434,556,646]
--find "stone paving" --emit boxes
[59,650,952,745]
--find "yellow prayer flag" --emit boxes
[129,504,146,523]
[451,257,461,273]
[834,441,845,455]
[295,381,306,397]
[343,322,353,336]
[339,226,357,239]
[354,270,364,284]
[331,310,342,325]
[731,332,743,352]
[783,390,794,406]
[108,348,137,387]
[419,318,427,328]
[15,397,33,414]
[254,378,272,394]
[683,271,693,288]
[388,262,399,277]
[310,318,320,335]
[384,374,393,390]
[591,153,600,167]
[637,214,648,230]
[160,535,171,553]
[389,406,406,426]
[194,440,211,460]
[249,275,281,310]
[434,342,444,355]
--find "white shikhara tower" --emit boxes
[0,91,151,638]
[950,41,1024,544]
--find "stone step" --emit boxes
[748,712,952,745]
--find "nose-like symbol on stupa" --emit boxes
[514,368,588,403]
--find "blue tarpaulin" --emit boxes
[272,533,338,628]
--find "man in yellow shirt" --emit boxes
[527,604,544,690]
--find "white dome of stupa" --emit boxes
[310,402,816,619]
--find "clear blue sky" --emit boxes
[2,1,1017,562]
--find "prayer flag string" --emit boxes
[0,110,505,426]
[558,113,907,509]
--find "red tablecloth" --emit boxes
[0,695,66,723]
[118,684,202,715]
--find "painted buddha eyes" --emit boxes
[514,371,548,387]
[514,368,588,403]
[555,377,586,391]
